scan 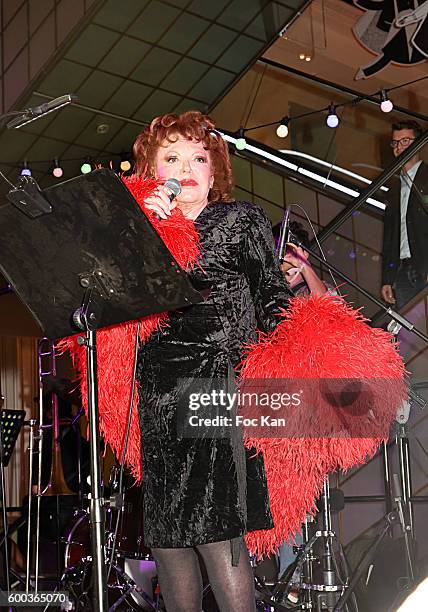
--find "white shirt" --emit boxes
[400,160,422,259]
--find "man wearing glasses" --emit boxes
[381,120,428,309]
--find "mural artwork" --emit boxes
[352,0,428,78]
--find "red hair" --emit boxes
[133,111,234,203]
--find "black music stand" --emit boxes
[0,411,25,467]
[0,409,25,593]
[0,168,203,611]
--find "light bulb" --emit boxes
[380,100,393,113]
[52,158,63,178]
[380,90,393,113]
[235,128,246,151]
[380,89,394,113]
[326,105,339,128]
[235,138,246,151]
[305,55,311,62]
[299,53,305,60]
[276,119,289,138]
[120,159,131,172]
[81,162,92,174]
[21,162,31,176]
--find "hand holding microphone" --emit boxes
[144,178,182,219]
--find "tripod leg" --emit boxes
[393,473,416,584]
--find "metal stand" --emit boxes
[0,424,11,594]
[73,285,108,612]
[272,480,355,612]
[397,424,414,539]
[25,419,37,593]
[0,410,25,598]
[313,480,346,612]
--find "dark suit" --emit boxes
[381,162,428,290]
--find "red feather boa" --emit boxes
[240,295,406,557]
[58,176,406,557]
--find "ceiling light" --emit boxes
[20,161,31,176]
[52,158,63,178]
[276,117,289,138]
[96,123,110,135]
[380,89,393,113]
[235,128,247,151]
[326,104,339,128]
[299,53,305,60]
[305,55,311,62]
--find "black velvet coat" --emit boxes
[137,201,293,548]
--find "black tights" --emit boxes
[151,539,256,612]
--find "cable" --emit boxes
[291,203,341,295]
[238,73,428,136]
[0,170,17,189]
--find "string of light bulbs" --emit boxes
[15,152,133,178]
[233,75,428,150]
[12,73,428,178]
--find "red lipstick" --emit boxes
[181,179,198,186]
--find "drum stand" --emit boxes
[272,478,355,612]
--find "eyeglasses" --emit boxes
[390,137,415,148]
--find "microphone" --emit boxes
[277,207,291,261]
[7,94,78,129]
[164,178,182,202]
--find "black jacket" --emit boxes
[381,162,428,285]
